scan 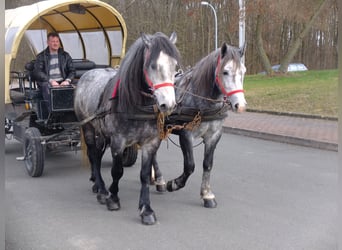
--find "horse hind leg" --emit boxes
[83,128,108,204]
[87,145,109,204]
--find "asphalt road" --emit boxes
[5,133,338,250]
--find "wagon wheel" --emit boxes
[23,127,45,177]
[122,144,138,167]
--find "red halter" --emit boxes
[215,56,244,97]
[143,68,174,92]
[111,50,174,99]
[143,50,174,92]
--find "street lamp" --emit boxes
[201,1,218,51]
[238,0,246,64]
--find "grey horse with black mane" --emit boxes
[74,32,180,225]
[153,43,247,208]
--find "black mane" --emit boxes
[111,32,180,112]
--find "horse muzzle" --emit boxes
[157,101,176,115]
[229,92,247,113]
[153,85,176,115]
[233,103,247,113]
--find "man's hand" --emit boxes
[60,80,70,86]
[50,80,60,87]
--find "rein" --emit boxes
[43,107,111,142]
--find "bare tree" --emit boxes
[256,14,272,74]
[278,0,330,73]
[7,0,338,74]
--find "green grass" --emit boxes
[244,70,338,118]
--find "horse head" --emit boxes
[141,32,180,115]
[216,43,247,113]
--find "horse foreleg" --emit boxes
[139,147,158,225]
[200,136,221,208]
[106,151,124,211]
[151,153,166,192]
[167,130,194,192]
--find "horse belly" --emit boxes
[104,118,158,149]
[192,120,224,140]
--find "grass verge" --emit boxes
[244,69,338,118]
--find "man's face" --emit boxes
[47,36,60,52]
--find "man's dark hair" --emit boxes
[47,32,60,39]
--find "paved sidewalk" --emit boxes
[223,111,338,151]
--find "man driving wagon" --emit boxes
[33,32,75,113]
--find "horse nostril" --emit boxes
[234,103,246,113]
[159,104,167,112]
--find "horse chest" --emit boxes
[192,120,224,139]
[102,116,158,142]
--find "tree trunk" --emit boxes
[255,14,272,74]
[278,0,328,73]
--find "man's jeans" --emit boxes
[38,82,51,113]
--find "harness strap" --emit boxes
[168,102,229,123]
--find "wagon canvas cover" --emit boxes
[5,0,127,104]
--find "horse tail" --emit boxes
[79,127,90,168]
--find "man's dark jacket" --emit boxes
[33,47,75,84]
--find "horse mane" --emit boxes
[190,44,242,97]
[115,32,180,112]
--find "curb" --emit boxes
[246,109,338,121]
[223,126,338,152]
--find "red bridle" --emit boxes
[143,50,174,92]
[215,56,244,97]
[143,68,174,92]
[111,50,175,99]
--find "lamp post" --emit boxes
[201,1,218,51]
[238,0,246,63]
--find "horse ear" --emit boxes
[220,43,228,58]
[141,32,151,48]
[169,32,177,44]
[239,42,246,57]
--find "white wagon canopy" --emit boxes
[5,0,127,104]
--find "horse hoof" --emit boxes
[140,212,157,225]
[156,184,167,193]
[96,193,107,204]
[92,184,98,193]
[106,197,121,211]
[139,205,157,225]
[203,198,217,208]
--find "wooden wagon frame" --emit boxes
[5,0,138,177]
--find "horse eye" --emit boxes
[150,63,157,70]
[223,71,229,76]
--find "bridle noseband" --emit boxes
[214,55,244,97]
